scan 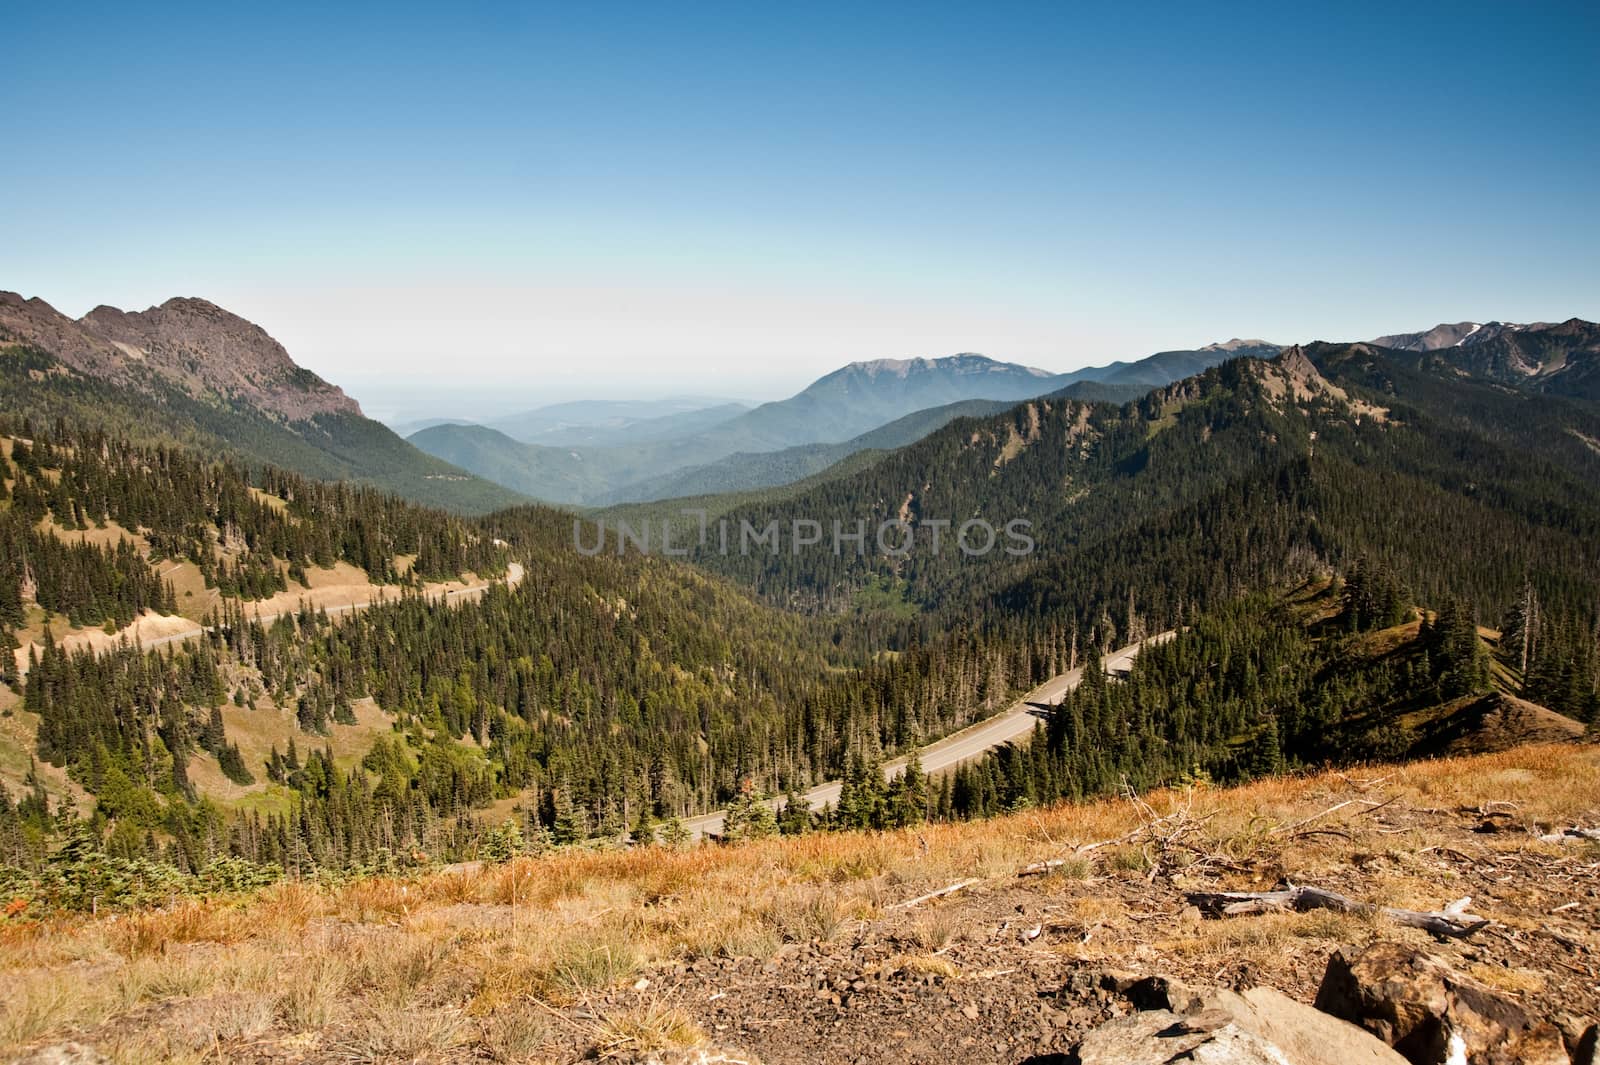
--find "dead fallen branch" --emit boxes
[1334,772,1395,792]
[1185,885,1490,939]
[1018,821,1152,876]
[1537,827,1600,844]
[1019,859,1069,877]
[890,878,981,910]
[1273,796,1398,838]
[1019,780,1238,880]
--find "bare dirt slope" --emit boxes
[11,561,524,678]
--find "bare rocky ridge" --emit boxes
[81,297,360,420]
[0,291,359,421]
[0,294,111,372]
[1368,318,1600,399]
[1370,322,1535,353]
[1,290,524,511]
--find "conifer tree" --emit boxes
[777,786,812,835]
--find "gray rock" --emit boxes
[1071,1009,1215,1065]
[1071,979,1408,1065]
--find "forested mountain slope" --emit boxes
[945,579,1592,822]
[674,345,1600,692]
[2,326,1595,899]
[411,348,1263,506]
[0,425,508,677]
[1,423,1079,873]
[0,293,526,513]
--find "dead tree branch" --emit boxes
[890,878,982,910]
[1184,885,1490,938]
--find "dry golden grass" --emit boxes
[336,875,423,923]
[477,999,553,1062]
[0,743,1593,1061]
[909,907,963,953]
[893,952,961,979]
[590,1002,707,1059]
[106,900,253,958]
[1467,963,1547,995]
[330,1002,470,1061]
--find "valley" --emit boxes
[406,349,1261,506]
[685,632,1174,838]
[1,299,1597,1065]
[7,10,1596,1062]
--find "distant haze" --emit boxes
[4,5,1596,416]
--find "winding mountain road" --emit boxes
[684,629,1175,838]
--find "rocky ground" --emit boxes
[4,744,1598,1065]
[535,801,1600,1063]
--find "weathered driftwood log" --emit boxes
[1185,886,1490,938]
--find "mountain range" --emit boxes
[1370,317,1600,399]
[392,396,752,446]
[682,330,1600,637]
[409,345,1280,505]
[8,292,1597,520]
[4,294,1598,914]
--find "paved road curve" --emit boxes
[684,629,1175,838]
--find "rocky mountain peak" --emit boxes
[841,354,1053,380]
[1199,337,1277,353]
[1,290,360,421]
[1242,344,1390,423]
[1275,344,1320,379]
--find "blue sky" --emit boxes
[4,1,1597,418]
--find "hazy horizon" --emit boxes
[5,2,1597,413]
[10,282,1596,425]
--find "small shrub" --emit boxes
[911,907,962,952]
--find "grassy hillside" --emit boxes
[0,742,1593,1063]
